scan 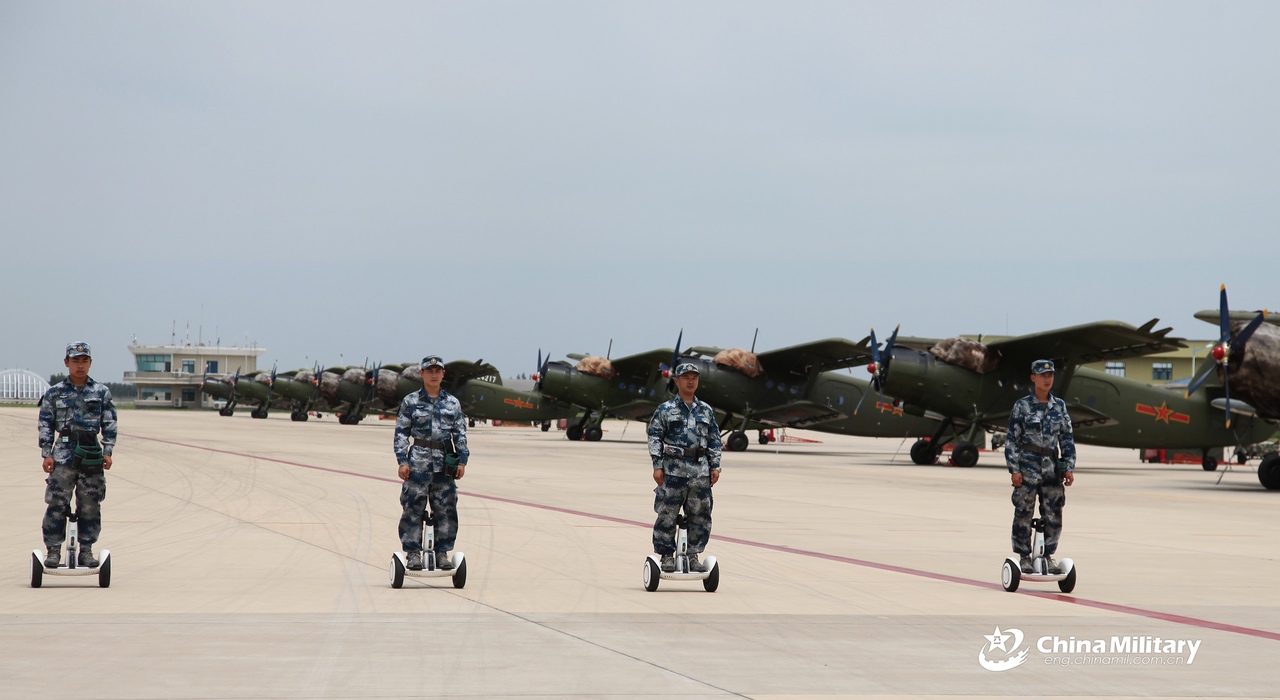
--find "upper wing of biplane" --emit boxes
[987,319,1184,368]
[751,337,875,375]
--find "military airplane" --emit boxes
[538,333,940,450]
[1188,286,1280,489]
[864,319,1275,470]
[200,367,282,419]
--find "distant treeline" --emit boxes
[48,374,138,399]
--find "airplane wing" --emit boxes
[607,349,675,378]
[754,337,875,375]
[747,400,844,428]
[1195,309,1279,327]
[604,399,663,421]
[445,360,502,387]
[975,402,1116,433]
[986,320,1184,367]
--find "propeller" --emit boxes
[533,348,551,390]
[1185,285,1268,428]
[268,362,277,387]
[367,361,381,401]
[659,328,685,379]
[854,325,900,415]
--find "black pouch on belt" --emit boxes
[72,431,105,475]
[443,435,460,478]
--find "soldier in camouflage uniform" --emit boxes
[1005,359,1076,574]
[648,362,722,573]
[393,355,469,570]
[37,342,118,568]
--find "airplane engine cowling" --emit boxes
[713,348,764,378]
[253,374,271,387]
[319,372,344,402]
[375,368,402,405]
[1230,322,1280,421]
[342,367,367,385]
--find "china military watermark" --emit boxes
[978,626,1202,671]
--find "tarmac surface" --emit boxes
[1,406,1277,699]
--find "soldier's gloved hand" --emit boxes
[1064,471,1074,487]
[653,468,663,486]
[103,455,113,470]
[710,470,720,486]
[1011,472,1023,487]
[398,464,410,481]
[42,457,54,474]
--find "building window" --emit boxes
[136,354,172,372]
[206,360,219,374]
[1152,362,1173,381]
[1105,361,1126,377]
[140,387,172,401]
[181,360,195,373]
[182,388,196,402]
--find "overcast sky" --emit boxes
[3,1,1277,382]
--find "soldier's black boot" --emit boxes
[1045,555,1063,575]
[44,546,61,568]
[688,553,707,573]
[79,544,99,568]
[435,551,453,570]
[1018,555,1033,574]
[660,554,676,573]
[406,551,423,570]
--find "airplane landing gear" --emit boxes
[1258,453,1280,490]
[951,442,979,468]
[725,431,749,452]
[251,406,269,420]
[566,424,583,441]
[584,426,603,442]
[218,406,234,417]
[910,439,937,465]
[1202,453,1219,472]
[758,430,770,445]
[290,409,308,422]
[541,421,551,432]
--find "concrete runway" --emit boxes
[1,406,1277,699]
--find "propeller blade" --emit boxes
[1216,284,1231,343]
[853,385,871,415]
[1235,310,1268,349]
[1223,368,1232,430]
[1184,356,1219,398]
[878,324,900,388]
[750,328,759,354]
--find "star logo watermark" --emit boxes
[978,626,1030,672]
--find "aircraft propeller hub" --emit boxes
[866,362,877,375]
[1212,345,1227,362]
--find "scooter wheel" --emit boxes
[703,562,720,593]
[452,558,467,589]
[31,552,43,589]
[1058,564,1077,593]
[390,555,405,589]
[98,554,111,588]
[643,558,660,592]
[1001,560,1020,592]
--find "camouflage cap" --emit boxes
[673,362,700,376]
[1031,359,1055,375]
[66,342,92,358]
[421,355,445,369]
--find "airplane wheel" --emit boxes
[726,431,749,452]
[290,411,304,422]
[541,421,551,432]
[469,419,476,428]
[1236,451,1248,465]
[251,408,268,419]
[31,552,42,588]
[566,425,583,441]
[1202,456,1218,472]
[585,426,603,442]
[452,558,467,589]
[758,430,769,445]
[219,407,233,417]
[98,555,111,588]
[1058,564,1077,593]
[910,439,936,465]
[703,562,720,592]
[1001,560,1020,592]
[643,558,660,592]
[1258,454,1280,490]
[390,555,405,589]
[952,442,979,468]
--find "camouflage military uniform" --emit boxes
[393,388,469,553]
[38,378,118,549]
[648,395,722,555]
[1005,391,1075,556]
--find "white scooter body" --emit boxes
[1001,517,1076,593]
[389,511,466,589]
[31,514,111,588]
[642,518,719,592]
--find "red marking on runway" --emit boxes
[127,433,1280,643]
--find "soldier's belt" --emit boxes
[413,438,448,449]
[1019,443,1057,457]
[663,445,708,459]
